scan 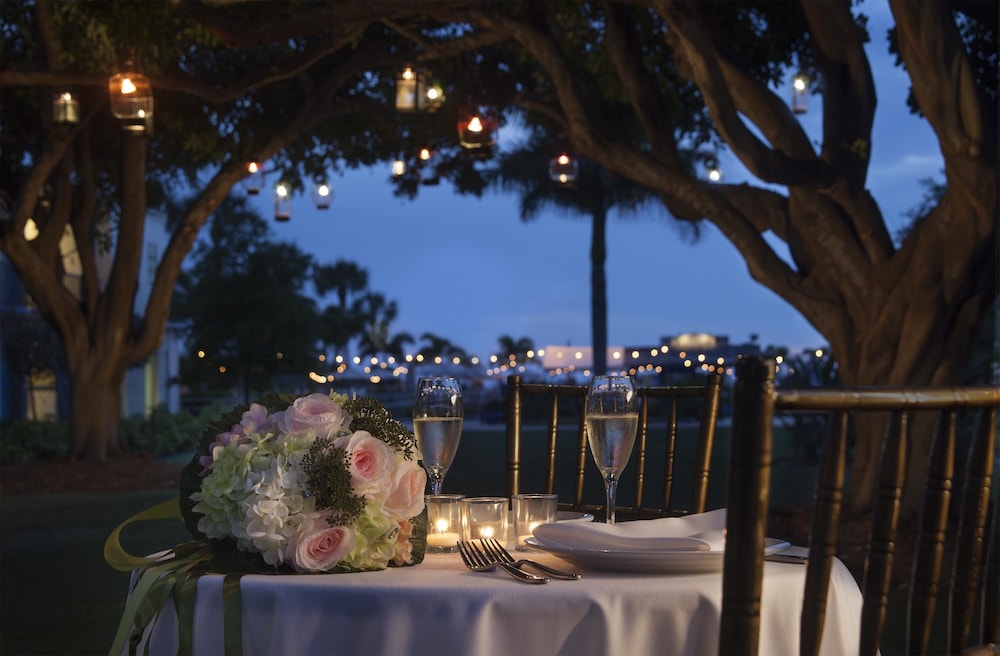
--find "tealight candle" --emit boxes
[462,497,508,544]
[512,494,558,551]
[425,494,464,553]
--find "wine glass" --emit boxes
[413,376,464,495]
[585,374,638,524]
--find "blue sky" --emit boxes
[246,3,941,362]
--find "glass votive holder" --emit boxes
[425,494,464,553]
[512,493,558,551]
[462,496,508,543]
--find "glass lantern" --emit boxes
[108,67,153,133]
[274,183,292,222]
[52,92,79,125]
[548,152,578,188]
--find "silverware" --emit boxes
[457,541,549,584]
[480,538,582,580]
[764,553,808,565]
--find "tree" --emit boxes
[496,335,535,362]
[2,1,994,514]
[313,260,371,355]
[445,1,996,512]
[0,0,477,459]
[488,130,695,374]
[172,197,322,403]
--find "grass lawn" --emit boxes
[0,423,928,655]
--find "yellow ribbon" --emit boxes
[104,497,183,572]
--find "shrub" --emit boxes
[0,420,70,464]
[1,403,227,465]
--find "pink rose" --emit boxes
[278,394,351,438]
[286,515,355,573]
[334,431,396,497]
[383,459,426,521]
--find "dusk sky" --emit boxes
[244,3,940,362]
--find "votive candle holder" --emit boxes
[461,496,508,543]
[512,493,558,551]
[425,494,464,553]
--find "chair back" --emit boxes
[505,372,723,518]
[720,355,999,655]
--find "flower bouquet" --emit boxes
[106,391,427,654]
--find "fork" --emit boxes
[456,541,548,584]
[480,538,582,580]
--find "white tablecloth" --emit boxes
[139,545,862,656]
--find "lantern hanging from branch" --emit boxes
[108,64,153,133]
[418,147,441,185]
[548,152,579,188]
[312,181,333,210]
[52,92,79,125]
[274,182,292,222]
[243,161,265,195]
[391,158,407,178]
[791,73,809,114]
[704,156,722,182]
[396,66,445,113]
[457,103,498,154]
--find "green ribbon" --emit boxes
[105,497,247,656]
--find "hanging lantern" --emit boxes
[457,103,498,154]
[705,157,722,182]
[548,152,578,188]
[417,147,440,185]
[108,65,154,133]
[423,79,445,112]
[243,161,265,195]
[791,73,808,114]
[52,92,79,125]
[395,66,445,112]
[391,158,406,177]
[395,66,421,112]
[274,182,292,222]
[311,181,333,210]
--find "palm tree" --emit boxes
[418,332,470,361]
[488,131,697,375]
[314,260,368,309]
[314,260,370,356]
[496,334,535,362]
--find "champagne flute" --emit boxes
[413,376,464,495]
[585,374,638,524]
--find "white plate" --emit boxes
[556,511,595,523]
[523,537,791,574]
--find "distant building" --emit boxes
[536,333,763,383]
[0,211,181,421]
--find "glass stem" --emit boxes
[430,473,443,496]
[604,473,618,524]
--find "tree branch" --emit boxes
[602,1,682,167]
[890,0,991,161]
[656,0,835,188]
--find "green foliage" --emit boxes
[0,403,220,465]
[172,197,323,398]
[120,404,213,459]
[343,396,417,460]
[0,420,69,464]
[301,438,366,526]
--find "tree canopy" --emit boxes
[1,1,995,511]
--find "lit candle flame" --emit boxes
[121,77,137,94]
[434,518,450,532]
[479,526,494,539]
[467,116,483,133]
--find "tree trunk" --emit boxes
[67,348,126,461]
[591,208,608,376]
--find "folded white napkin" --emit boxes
[532,508,728,552]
